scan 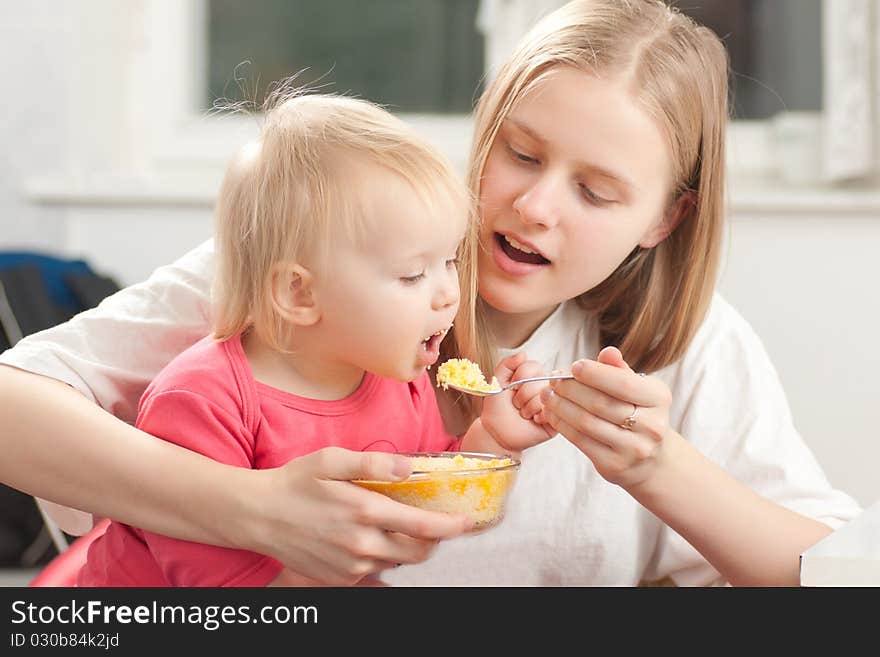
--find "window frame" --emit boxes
[140,0,474,176]
[61,0,773,196]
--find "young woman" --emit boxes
[0,0,860,586]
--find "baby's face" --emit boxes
[312,166,466,382]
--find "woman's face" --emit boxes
[477,65,677,333]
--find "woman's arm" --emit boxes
[0,365,470,584]
[0,364,249,547]
[0,240,218,532]
[0,240,469,583]
[543,347,847,587]
[628,432,831,586]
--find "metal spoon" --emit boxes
[445,373,574,397]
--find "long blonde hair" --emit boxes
[212,89,483,374]
[468,0,729,373]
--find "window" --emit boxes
[95,1,834,189]
[206,0,484,114]
[672,0,822,120]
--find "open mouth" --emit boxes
[420,324,452,366]
[495,233,550,265]
[422,325,452,353]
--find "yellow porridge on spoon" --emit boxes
[435,358,501,393]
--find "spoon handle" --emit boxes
[505,373,574,389]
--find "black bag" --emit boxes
[0,252,121,567]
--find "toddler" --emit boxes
[78,91,550,587]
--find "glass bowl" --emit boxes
[353,452,520,531]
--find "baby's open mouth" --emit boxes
[422,325,452,353]
[496,233,550,265]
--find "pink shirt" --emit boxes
[79,335,458,586]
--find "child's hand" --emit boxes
[480,352,555,453]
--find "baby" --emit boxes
[78,91,550,587]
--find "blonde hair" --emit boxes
[468,0,729,373]
[212,89,483,372]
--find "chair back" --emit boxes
[28,518,111,587]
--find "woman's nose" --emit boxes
[512,174,563,228]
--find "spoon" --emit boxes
[445,373,574,397]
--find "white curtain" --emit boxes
[477,0,567,80]
[823,0,880,181]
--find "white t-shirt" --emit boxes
[0,239,861,585]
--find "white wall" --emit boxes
[0,1,72,251]
[719,205,880,508]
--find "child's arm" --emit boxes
[459,352,554,458]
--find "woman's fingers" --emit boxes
[308,446,412,483]
[324,526,438,574]
[554,358,661,409]
[543,390,659,462]
[377,531,439,564]
[309,446,472,536]
[547,375,641,430]
[596,345,631,371]
[545,409,617,463]
[284,489,462,584]
[266,446,472,585]
[543,389,625,450]
[341,484,473,539]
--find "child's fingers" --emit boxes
[519,394,544,420]
[493,351,529,385]
[511,361,546,410]
[512,380,545,409]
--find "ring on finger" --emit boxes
[619,403,638,431]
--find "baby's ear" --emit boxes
[269,262,320,326]
[639,190,696,249]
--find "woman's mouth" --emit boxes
[492,232,551,275]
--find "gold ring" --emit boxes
[619,403,638,431]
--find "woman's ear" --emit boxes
[639,190,696,249]
[269,262,320,326]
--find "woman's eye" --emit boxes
[445,257,459,269]
[579,183,610,206]
[400,272,425,284]
[506,142,538,164]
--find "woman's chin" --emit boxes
[479,279,558,318]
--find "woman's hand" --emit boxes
[480,352,555,454]
[541,346,674,490]
[245,447,473,586]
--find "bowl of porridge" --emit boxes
[354,452,520,531]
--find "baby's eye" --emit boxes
[400,272,425,284]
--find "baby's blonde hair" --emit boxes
[212,89,481,362]
[469,0,729,373]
